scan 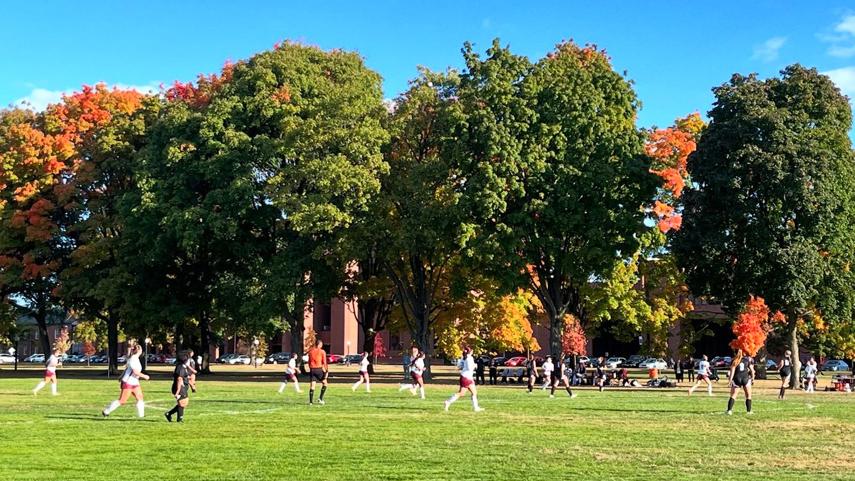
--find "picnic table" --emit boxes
[831,374,854,392]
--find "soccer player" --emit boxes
[307,339,328,405]
[399,348,426,399]
[351,352,371,393]
[549,354,577,399]
[777,350,793,400]
[165,352,190,423]
[803,357,818,393]
[278,353,302,393]
[33,348,62,396]
[102,344,150,418]
[541,356,555,390]
[688,355,713,396]
[525,353,539,393]
[726,349,755,415]
[185,349,198,393]
[444,346,483,412]
[594,357,608,392]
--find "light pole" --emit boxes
[253,338,260,369]
[144,337,151,370]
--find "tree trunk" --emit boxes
[413,322,433,380]
[788,319,801,389]
[549,310,563,361]
[362,331,377,374]
[756,345,768,380]
[107,312,119,376]
[199,312,212,374]
[288,314,304,358]
[35,305,50,357]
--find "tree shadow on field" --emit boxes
[46,414,160,423]
[198,399,283,405]
[568,406,702,415]
[369,405,433,412]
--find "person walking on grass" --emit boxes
[278,353,302,394]
[444,346,483,412]
[803,357,818,393]
[307,339,329,406]
[33,348,62,396]
[549,354,577,399]
[726,349,755,415]
[185,349,198,393]
[540,356,555,390]
[399,349,426,399]
[102,344,150,418]
[351,352,371,393]
[688,355,713,396]
[165,352,191,423]
[777,350,793,400]
[525,352,539,393]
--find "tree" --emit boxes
[485,41,656,360]
[730,295,785,356]
[673,65,855,386]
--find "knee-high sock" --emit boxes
[726,398,735,412]
[419,386,425,399]
[136,400,145,418]
[707,383,713,395]
[365,382,371,393]
[527,383,533,393]
[471,396,480,410]
[319,385,327,401]
[167,405,179,416]
[33,381,46,393]
[309,389,314,403]
[51,382,57,395]
[104,400,120,415]
[550,383,556,396]
[566,386,574,396]
[293,381,301,392]
[447,393,459,405]
[399,384,412,391]
[177,406,185,421]
[779,386,786,398]
[745,399,752,412]
[279,382,287,393]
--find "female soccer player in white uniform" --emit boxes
[688,354,713,396]
[278,353,302,393]
[351,352,371,392]
[399,349,426,399]
[102,344,150,418]
[33,349,62,396]
[541,356,555,390]
[444,346,483,412]
[803,357,818,393]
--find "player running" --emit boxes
[726,349,755,415]
[399,348,426,399]
[525,353,539,394]
[165,352,191,423]
[444,346,483,412]
[540,356,555,390]
[549,354,577,399]
[278,353,302,393]
[777,350,793,400]
[351,352,371,393]
[102,344,150,418]
[803,357,818,393]
[33,349,62,396]
[307,339,329,405]
[688,355,714,396]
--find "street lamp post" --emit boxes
[144,337,151,371]
[253,338,260,369]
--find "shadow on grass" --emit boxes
[46,414,160,422]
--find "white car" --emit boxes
[25,354,45,363]
[605,357,626,369]
[641,358,668,369]
[0,353,17,363]
[226,355,251,365]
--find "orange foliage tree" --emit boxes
[730,295,786,356]
[561,314,587,355]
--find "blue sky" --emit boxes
[2,1,855,131]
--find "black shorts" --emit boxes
[780,366,792,378]
[732,376,751,388]
[310,368,326,382]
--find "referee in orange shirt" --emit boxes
[307,338,329,405]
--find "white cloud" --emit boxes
[821,14,855,58]
[824,66,855,98]
[12,82,160,111]
[751,36,787,62]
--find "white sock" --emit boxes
[294,382,301,392]
[447,394,459,405]
[352,381,360,391]
[136,400,145,418]
[471,396,480,410]
[366,383,371,393]
[51,383,57,395]
[399,384,412,391]
[34,381,46,393]
[419,386,425,399]
[279,382,286,393]
[104,400,120,415]
[707,384,712,395]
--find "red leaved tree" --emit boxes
[561,314,587,356]
[730,295,786,356]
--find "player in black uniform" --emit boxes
[165,352,191,423]
[726,349,755,415]
[549,354,577,399]
[525,353,539,393]
[595,357,608,392]
[777,350,793,400]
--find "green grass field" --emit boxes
[1,364,854,481]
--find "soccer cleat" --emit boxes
[308,402,314,406]
[443,400,450,412]
[570,394,577,399]
[318,400,325,406]
[549,394,555,399]
[726,410,732,415]
[746,411,754,415]
[165,412,172,423]
[473,407,484,412]
[101,411,108,417]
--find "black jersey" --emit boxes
[172,363,189,398]
[733,356,753,381]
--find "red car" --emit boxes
[504,356,544,367]
[327,354,345,364]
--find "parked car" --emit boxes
[0,353,17,363]
[822,359,850,372]
[327,354,345,364]
[164,357,177,365]
[218,353,236,363]
[267,352,291,364]
[623,355,645,367]
[765,359,778,370]
[605,357,626,369]
[491,356,506,366]
[344,354,363,364]
[710,356,732,368]
[25,354,45,363]
[504,356,527,367]
[641,358,668,369]
[225,355,250,365]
